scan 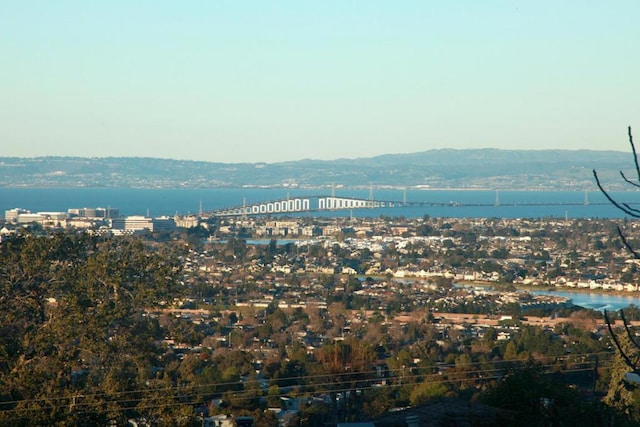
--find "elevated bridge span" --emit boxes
[209,196,387,217]
[206,194,606,218]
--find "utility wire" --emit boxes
[0,353,614,415]
[3,363,612,417]
[0,350,613,406]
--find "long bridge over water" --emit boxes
[206,194,605,218]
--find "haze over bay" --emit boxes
[0,149,634,190]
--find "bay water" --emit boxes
[534,290,640,312]
[1,188,638,219]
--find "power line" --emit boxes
[2,363,613,417]
[0,351,615,416]
[0,350,611,408]
[3,349,615,407]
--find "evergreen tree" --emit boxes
[604,328,640,423]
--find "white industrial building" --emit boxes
[4,208,30,222]
[110,216,176,233]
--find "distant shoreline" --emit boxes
[0,150,629,190]
[0,185,602,190]
[0,187,632,219]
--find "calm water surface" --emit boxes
[534,290,640,312]
[1,188,638,219]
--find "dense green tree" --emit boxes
[0,232,187,425]
[603,328,640,423]
[409,381,450,405]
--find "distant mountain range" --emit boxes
[0,149,635,190]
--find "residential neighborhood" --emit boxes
[2,210,640,425]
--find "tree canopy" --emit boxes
[0,232,184,425]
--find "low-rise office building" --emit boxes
[110,215,176,233]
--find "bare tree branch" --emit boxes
[619,171,640,188]
[620,310,640,351]
[604,310,640,374]
[621,202,640,215]
[593,170,640,218]
[599,126,640,379]
[617,126,640,186]
[617,226,640,260]
[629,126,639,181]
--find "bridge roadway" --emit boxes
[204,195,613,218]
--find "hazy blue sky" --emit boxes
[2,1,639,163]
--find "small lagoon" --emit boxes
[533,290,640,312]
